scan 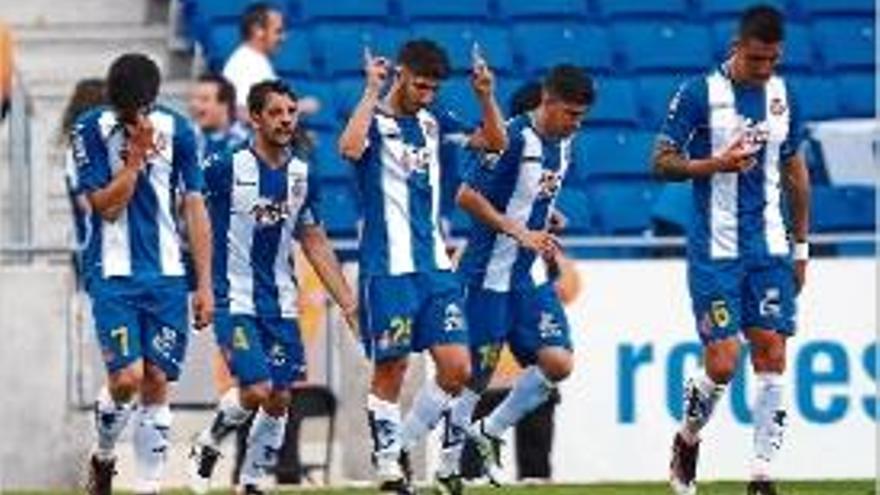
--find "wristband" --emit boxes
[793,242,809,261]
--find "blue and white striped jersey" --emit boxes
[354,105,471,277]
[659,65,804,263]
[205,147,320,319]
[457,114,574,292]
[71,105,203,282]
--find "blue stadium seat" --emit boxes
[437,77,482,124]
[312,134,354,182]
[811,185,876,232]
[793,0,875,17]
[496,0,589,20]
[710,20,814,72]
[613,22,713,73]
[512,23,613,75]
[594,0,688,20]
[588,78,640,127]
[320,183,361,237]
[408,23,514,75]
[697,0,785,19]
[398,0,491,21]
[554,188,595,234]
[286,80,338,130]
[332,77,367,119]
[651,181,693,235]
[204,24,240,71]
[312,24,408,77]
[787,76,841,121]
[588,182,660,234]
[836,73,875,117]
[195,0,266,24]
[635,75,686,129]
[298,0,390,21]
[813,19,875,70]
[575,129,654,180]
[273,31,314,77]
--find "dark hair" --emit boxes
[240,2,279,41]
[198,73,237,122]
[738,4,784,44]
[247,79,297,114]
[106,53,160,112]
[542,64,595,106]
[397,39,451,80]
[59,78,106,144]
[509,81,542,116]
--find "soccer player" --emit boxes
[188,73,248,159]
[338,39,506,493]
[71,53,214,495]
[186,80,358,494]
[436,65,594,493]
[653,6,810,495]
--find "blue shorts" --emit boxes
[90,277,189,380]
[359,270,469,363]
[688,257,796,345]
[465,283,572,382]
[214,313,306,389]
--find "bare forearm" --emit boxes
[457,185,524,239]
[473,95,507,152]
[652,142,720,181]
[185,195,213,291]
[785,156,810,242]
[89,163,140,220]
[301,226,356,311]
[338,88,380,161]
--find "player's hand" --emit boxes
[124,114,156,168]
[363,47,390,94]
[192,285,215,330]
[470,48,495,100]
[714,134,758,174]
[515,229,561,259]
[794,259,807,295]
[548,209,568,234]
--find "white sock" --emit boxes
[240,408,287,486]
[438,387,480,477]
[401,379,454,451]
[483,366,554,439]
[680,372,727,444]
[367,393,403,480]
[132,403,172,493]
[94,386,135,457]
[752,372,787,480]
[198,387,252,447]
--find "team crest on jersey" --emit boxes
[538,170,562,199]
[401,146,432,174]
[770,97,787,116]
[251,197,291,226]
[422,119,439,139]
[289,173,307,200]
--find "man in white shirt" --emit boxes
[222,2,284,114]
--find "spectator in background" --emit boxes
[222,2,284,114]
[188,73,248,158]
[58,78,107,287]
[0,21,14,121]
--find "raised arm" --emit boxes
[466,55,507,152]
[338,50,389,162]
[88,116,155,221]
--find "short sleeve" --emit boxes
[295,170,322,235]
[173,117,205,194]
[780,83,806,164]
[658,79,706,151]
[70,115,111,193]
[435,107,473,148]
[463,130,523,195]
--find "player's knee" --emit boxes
[705,357,738,384]
[240,382,272,409]
[752,345,787,373]
[262,390,291,417]
[437,358,471,395]
[541,354,573,383]
[371,358,408,399]
[109,366,143,399]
